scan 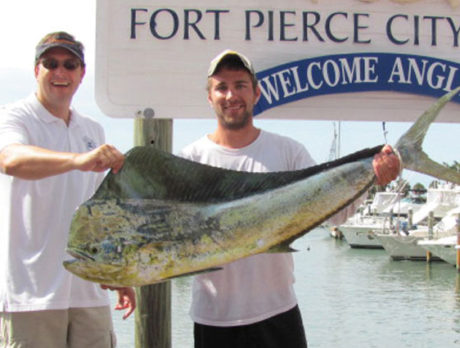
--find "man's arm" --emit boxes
[0,143,124,180]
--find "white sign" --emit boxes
[96,0,460,122]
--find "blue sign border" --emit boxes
[254,53,460,116]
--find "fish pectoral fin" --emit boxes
[165,267,223,280]
[138,241,177,251]
[266,242,298,253]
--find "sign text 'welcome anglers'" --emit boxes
[254,53,460,115]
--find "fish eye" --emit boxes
[90,246,99,254]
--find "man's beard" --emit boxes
[217,109,252,130]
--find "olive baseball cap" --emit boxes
[208,49,256,78]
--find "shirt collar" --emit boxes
[29,93,80,129]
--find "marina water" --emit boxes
[110,228,460,347]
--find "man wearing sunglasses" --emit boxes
[0,32,135,347]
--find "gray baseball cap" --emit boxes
[35,31,85,65]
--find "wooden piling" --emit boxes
[408,208,413,230]
[134,116,172,348]
[426,211,434,263]
[456,213,460,273]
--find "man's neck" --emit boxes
[209,125,261,149]
[36,93,72,125]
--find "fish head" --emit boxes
[64,199,148,286]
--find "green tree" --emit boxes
[412,182,426,193]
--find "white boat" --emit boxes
[368,191,406,216]
[376,192,460,261]
[338,216,390,248]
[418,235,459,266]
[376,229,443,261]
[381,195,425,216]
[410,184,459,224]
[338,190,423,248]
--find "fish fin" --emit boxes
[266,242,298,253]
[403,151,460,185]
[92,143,382,202]
[395,87,460,185]
[165,267,223,280]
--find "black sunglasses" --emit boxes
[40,58,81,71]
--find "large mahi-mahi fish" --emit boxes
[64,89,460,287]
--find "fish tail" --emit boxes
[395,87,460,185]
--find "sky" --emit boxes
[0,1,459,188]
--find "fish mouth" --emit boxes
[63,250,130,287]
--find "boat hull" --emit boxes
[377,233,441,261]
[418,236,457,265]
[339,224,383,249]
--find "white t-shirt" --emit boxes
[179,130,316,326]
[0,94,110,312]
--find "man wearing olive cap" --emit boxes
[180,49,400,348]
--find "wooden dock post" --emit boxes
[426,211,434,263]
[407,208,413,230]
[133,115,172,348]
[456,213,460,273]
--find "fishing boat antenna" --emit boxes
[382,121,388,144]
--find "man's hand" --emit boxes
[0,143,124,179]
[101,285,136,320]
[73,144,124,174]
[373,144,401,186]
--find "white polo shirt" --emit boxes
[0,94,110,312]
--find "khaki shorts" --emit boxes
[0,306,116,348]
